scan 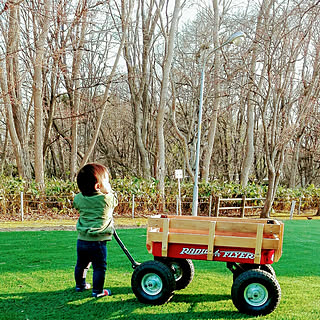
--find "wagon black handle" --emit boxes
[113,228,140,269]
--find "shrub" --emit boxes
[1,175,320,218]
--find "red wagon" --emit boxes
[129,215,284,316]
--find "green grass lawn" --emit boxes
[0,220,319,320]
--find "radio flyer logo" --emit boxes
[213,249,255,260]
[179,247,255,260]
[179,247,208,255]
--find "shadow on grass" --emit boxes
[0,287,250,320]
[172,292,230,303]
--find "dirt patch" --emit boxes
[0,223,147,232]
[0,225,76,232]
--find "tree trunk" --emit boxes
[171,81,195,181]
[261,169,275,218]
[80,1,130,168]
[122,0,162,179]
[241,0,272,187]
[156,0,181,210]
[202,0,220,183]
[133,94,151,178]
[70,1,88,180]
[0,2,32,180]
[262,147,286,218]
[289,135,302,188]
[0,60,31,179]
[316,204,320,216]
[0,125,9,174]
[32,0,50,188]
[240,100,254,187]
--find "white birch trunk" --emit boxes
[32,0,50,188]
[156,0,181,208]
[202,0,220,183]
[241,0,272,187]
[70,1,88,180]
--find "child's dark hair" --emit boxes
[76,163,109,196]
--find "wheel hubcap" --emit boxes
[141,273,163,295]
[244,283,268,306]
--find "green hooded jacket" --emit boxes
[73,192,118,241]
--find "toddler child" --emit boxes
[73,163,118,297]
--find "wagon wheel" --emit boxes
[131,260,176,305]
[232,263,276,281]
[260,264,276,277]
[154,257,195,290]
[231,269,281,316]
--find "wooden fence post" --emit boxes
[209,195,212,217]
[132,194,135,219]
[241,195,246,218]
[214,196,220,217]
[176,196,179,215]
[290,200,296,220]
[20,191,24,221]
[298,197,301,215]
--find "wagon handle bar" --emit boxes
[113,228,140,269]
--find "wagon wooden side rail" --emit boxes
[146,215,284,264]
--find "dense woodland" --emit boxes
[1,0,320,217]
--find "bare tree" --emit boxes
[240,0,272,187]
[201,0,221,183]
[80,0,131,168]
[69,0,88,180]
[122,0,163,178]
[259,1,320,217]
[0,0,32,180]
[31,0,51,187]
[155,0,182,206]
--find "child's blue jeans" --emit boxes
[74,239,107,294]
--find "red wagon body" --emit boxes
[130,214,284,316]
[146,215,284,264]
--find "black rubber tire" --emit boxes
[154,257,195,290]
[260,264,276,277]
[231,269,281,316]
[233,263,276,281]
[131,260,176,305]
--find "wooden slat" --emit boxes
[161,215,281,225]
[274,222,284,262]
[216,221,280,235]
[169,218,210,231]
[207,221,216,260]
[254,224,264,263]
[163,218,280,236]
[148,217,164,228]
[214,236,278,249]
[216,220,257,233]
[161,218,170,257]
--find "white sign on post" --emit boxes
[175,170,183,215]
[175,169,183,179]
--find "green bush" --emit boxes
[1,175,320,217]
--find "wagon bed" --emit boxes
[146,215,284,265]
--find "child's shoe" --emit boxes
[92,289,112,298]
[75,283,91,292]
